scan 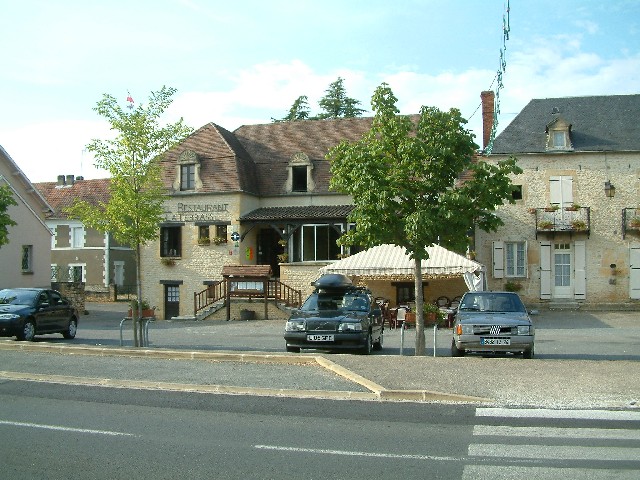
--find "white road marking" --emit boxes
[463,465,640,480]
[469,443,640,462]
[0,419,136,437]
[255,444,462,462]
[476,407,640,421]
[473,424,640,440]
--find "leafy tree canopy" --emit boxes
[328,83,521,258]
[272,77,365,122]
[0,184,18,248]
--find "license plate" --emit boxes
[481,337,510,346]
[307,334,334,342]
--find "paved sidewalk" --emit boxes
[0,302,638,409]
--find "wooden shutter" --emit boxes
[574,240,586,300]
[492,241,504,279]
[549,176,573,208]
[540,241,552,299]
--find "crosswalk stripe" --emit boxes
[469,443,640,462]
[463,465,640,480]
[473,424,640,440]
[476,407,640,421]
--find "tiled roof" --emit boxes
[492,94,640,154]
[34,178,110,219]
[234,117,377,196]
[240,205,354,222]
[159,123,260,195]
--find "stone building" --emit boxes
[34,175,137,299]
[0,145,53,289]
[477,93,640,308]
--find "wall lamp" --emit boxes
[604,181,615,198]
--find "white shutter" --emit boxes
[540,241,552,299]
[630,243,640,299]
[549,176,573,208]
[574,240,586,300]
[492,241,504,279]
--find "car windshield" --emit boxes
[300,291,369,313]
[0,289,37,306]
[458,292,526,313]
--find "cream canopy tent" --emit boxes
[320,244,486,290]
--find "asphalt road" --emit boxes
[2,381,639,480]
[0,302,639,409]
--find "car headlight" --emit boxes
[517,325,531,335]
[338,322,363,332]
[285,320,305,332]
[0,313,20,320]
[455,324,474,335]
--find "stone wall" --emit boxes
[52,282,86,314]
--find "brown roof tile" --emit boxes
[34,178,111,219]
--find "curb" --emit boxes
[0,340,492,404]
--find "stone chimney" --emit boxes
[57,175,66,186]
[66,174,75,186]
[481,90,495,150]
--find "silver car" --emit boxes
[451,291,535,358]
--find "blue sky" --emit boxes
[1,0,638,182]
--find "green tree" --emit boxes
[317,77,366,119]
[328,84,521,355]
[272,95,311,122]
[66,86,192,346]
[0,184,18,247]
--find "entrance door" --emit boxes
[164,284,180,320]
[553,243,572,298]
[257,228,280,277]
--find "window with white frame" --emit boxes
[70,226,84,248]
[505,241,526,277]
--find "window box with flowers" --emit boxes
[571,219,587,231]
[538,220,554,230]
[629,217,640,229]
[161,257,176,266]
[197,237,211,246]
[565,203,580,212]
[212,236,227,245]
[544,205,559,212]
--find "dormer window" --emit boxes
[286,152,315,193]
[545,115,573,152]
[173,150,203,192]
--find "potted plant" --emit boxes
[161,257,176,266]
[565,203,580,211]
[128,299,155,318]
[423,303,445,325]
[527,207,537,214]
[197,236,211,246]
[571,219,587,231]
[544,204,559,212]
[505,280,522,292]
[538,220,554,229]
[630,217,640,229]
[212,236,227,245]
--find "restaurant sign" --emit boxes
[163,202,229,222]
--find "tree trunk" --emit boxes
[133,243,141,347]
[414,259,426,355]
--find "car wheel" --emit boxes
[17,320,36,341]
[361,333,372,355]
[523,345,534,359]
[373,329,384,351]
[63,318,77,339]
[451,340,465,357]
[286,345,301,353]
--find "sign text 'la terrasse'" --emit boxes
[163,203,229,222]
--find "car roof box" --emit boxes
[312,274,353,289]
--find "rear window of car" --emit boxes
[459,293,525,313]
[300,291,369,313]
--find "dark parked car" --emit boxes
[284,274,384,354]
[451,291,535,358]
[0,288,79,341]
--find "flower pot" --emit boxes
[128,308,155,318]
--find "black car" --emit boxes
[0,288,79,341]
[284,274,384,354]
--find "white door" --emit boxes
[552,243,572,298]
[630,243,640,299]
[114,262,124,286]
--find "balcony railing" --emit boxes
[532,206,590,236]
